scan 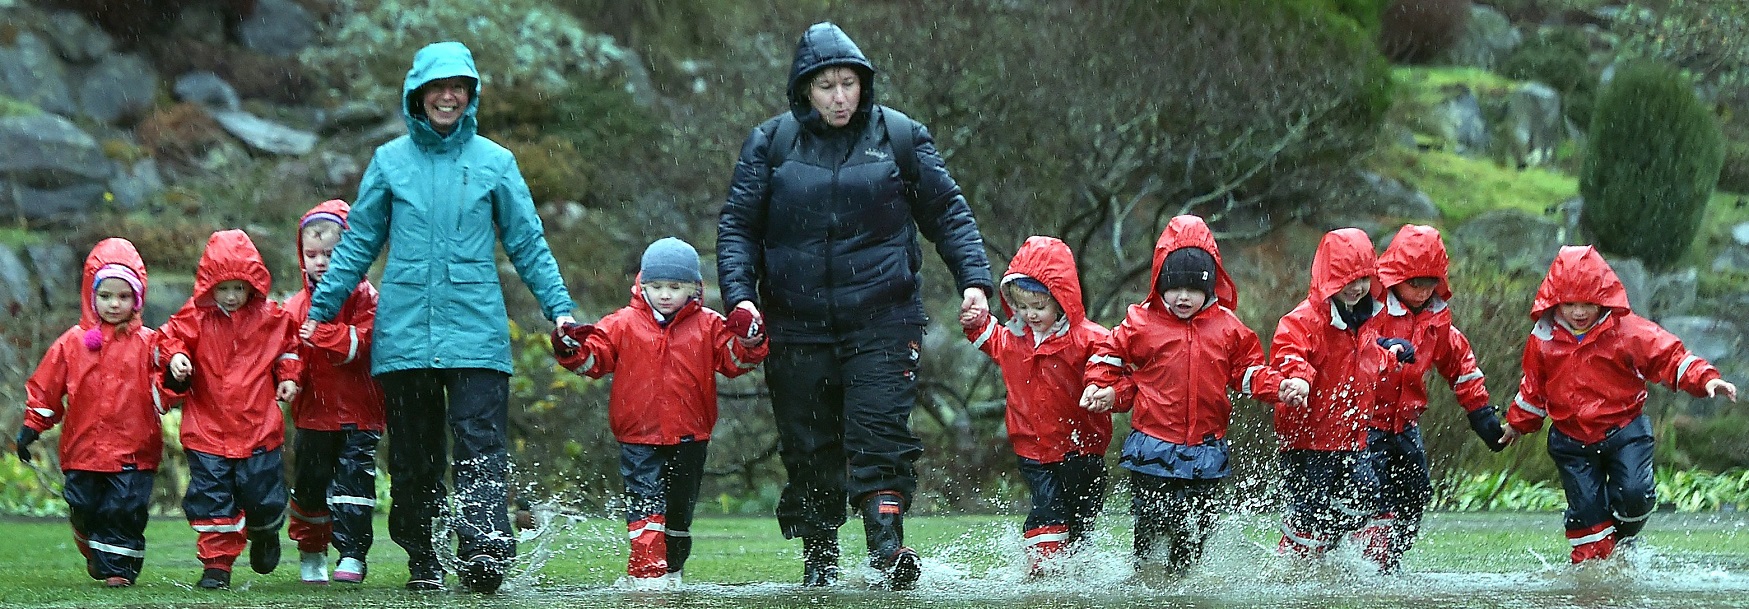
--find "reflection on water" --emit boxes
[502,511,1749,609]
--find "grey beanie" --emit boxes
[640,237,701,283]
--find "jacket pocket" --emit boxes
[382,262,428,285]
[447,261,498,284]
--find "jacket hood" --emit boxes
[81,238,148,329]
[1000,236,1087,325]
[193,230,272,306]
[1531,245,1631,320]
[402,41,481,152]
[1148,215,1238,309]
[1377,224,1452,300]
[787,22,876,129]
[1308,228,1382,303]
[297,199,351,288]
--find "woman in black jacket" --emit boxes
[716,22,994,590]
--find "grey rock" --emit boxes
[319,101,388,135]
[210,108,317,155]
[1644,267,1698,320]
[42,11,115,63]
[144,275,193,327]
[1603,254,1648,311]
[1659,316,1741,365]
[1358,171,1441,220]
[173,71,242,111]
[0,243,34,314]
[1731,222,1749,247]
[1434,88,1490,155]
[1443,4,1522,70]
[76,53,158,125]
[23,242,77,310]
[0,113,112,187]
[0,33,75,115]
[237,0,316,57]
[107,158,163,210]
[318,151,361,187]
[1505,82,1564,168]
[1712,248,1749,274]
[10,182,106,222]
[1448,209,1560,273]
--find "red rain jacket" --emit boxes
[283,200,385,431]
[1084,216,1277,446]
[1371,225,1490,432]
[559,282,769,445]
[964,236,1113,462]
[1270,228,1390,451]
[23,238,185,472]
[1508,246,1721,444]
[159,230,304,458]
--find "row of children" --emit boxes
[16,206,1739,591]
[954,216,1736,578]
[16,201,385,589]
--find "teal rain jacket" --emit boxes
[309,41,575,375]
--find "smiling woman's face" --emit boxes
[420,76,472,134]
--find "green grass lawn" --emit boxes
[3,511,1749,608]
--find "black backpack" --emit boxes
[764,105,921,197]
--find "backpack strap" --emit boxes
[880,105,920,193]
[764,113,802,181]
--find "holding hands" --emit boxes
[960,288,989,328]
[1279,378,1310,406]
[276,380,299,403]
[727,302,766,347]
[550,321,596,358]
[1079,384,1116,413]
[169,353,193,382]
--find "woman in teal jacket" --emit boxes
[304,41,576,594]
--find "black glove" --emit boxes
[15,427,39,463]
[1466,406,1507,452]
[163,366,192,393]
[1377,338,1416,364]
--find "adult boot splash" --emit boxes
[801,534,840,587]
[861,491,920,590]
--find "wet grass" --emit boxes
[2,512,1748,608]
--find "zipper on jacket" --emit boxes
[455,164,471,232]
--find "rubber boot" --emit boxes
[861,491,920,590]
[1352,513,1395,572]
[801,534,840,587]
[627,516,669,580]
[1022,524,1069,576]
[248,531,281,575]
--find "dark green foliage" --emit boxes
[1380,0,1472,64]
[1723,139,1749,194]
[1501,27,1598,128]
[1580,60,1725,270]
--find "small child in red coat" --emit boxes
[14,238,190,587]
[283,200,386,584]
[158,230,304,590]
[959,235,1111,575]
[1080,215,1280,576]
[555,237,768,588]
[1504,246,1735,563]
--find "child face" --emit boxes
[1392,277,1438,309]
[301,230,340,285]
[213,279,252,312]
[1557,302,1602,332]
[1161,287,1208,319]
[1337,277,1372,306]
[642,281,697,316]
[94,278,137,325]
[1008,288,1062,335]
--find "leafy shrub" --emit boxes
[133,103,229,170]
[1500,26,1598,128]
[1721,139,1749,194]
[1580,60,1725,270]
[1435,468,1749,512]
[1380,0,1472,64]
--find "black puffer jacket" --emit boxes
[717,22,993,343]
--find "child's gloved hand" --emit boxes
[551,322,595,358]
[1466,406,1507,452]
[14,427,38,463]
[1377,338,1416,364]
[726,307,764,344]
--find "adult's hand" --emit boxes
[554,314,577,333]
[960,288,989,323]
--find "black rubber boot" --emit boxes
[197,567,231,590]
[801,535,840,587]
[405,555,444,591]
[459,553,505,594]
[861,492,920,590]
[248,532,281,574]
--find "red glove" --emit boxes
[726,307,764,342]
[550,322,595,358]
